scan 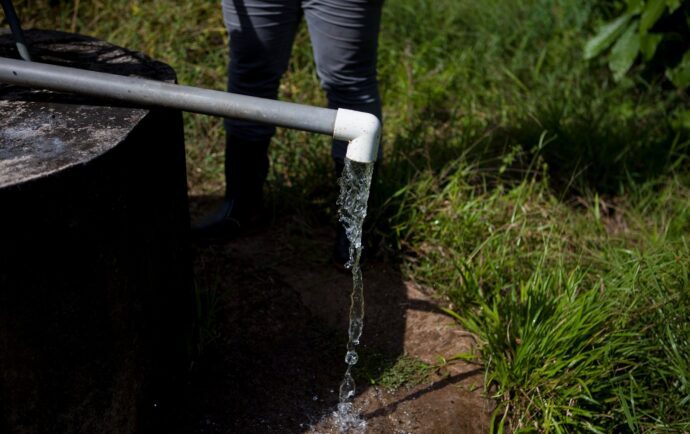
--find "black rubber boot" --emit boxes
[192,135,270,241]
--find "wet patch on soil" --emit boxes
[186,197,493,433]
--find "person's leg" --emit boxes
[303,0,384,164]
[195,0,301,237]
[223,0,302,141]
[303,0,384,265]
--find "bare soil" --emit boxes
[185,197,493,433]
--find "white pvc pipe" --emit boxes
[334,109,381,164]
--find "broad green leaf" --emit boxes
[640,32,663,60]
[666,51,690,88]
[640,0,667,33]
[626,0,644,14]
[584,14,632,60]
[672,109,690,130]
[609,20,641,81]
[666,0,681,13]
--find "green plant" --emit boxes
[584,0,690,86]
[376,356,432,390]
[394,156,690,431]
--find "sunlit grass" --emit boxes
[395,159,690,431]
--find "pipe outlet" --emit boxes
[333,108,381,164]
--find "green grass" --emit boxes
[9,0,690,431]
[376,356,433,390]
[355,350,433,390]
[401,166,690,431]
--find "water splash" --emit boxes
[333,159,374,433]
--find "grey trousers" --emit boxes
[222,0,383,160]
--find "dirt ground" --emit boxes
[185,197,493,433]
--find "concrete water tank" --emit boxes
[0,30,194,432]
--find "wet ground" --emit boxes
[185,197,493,433]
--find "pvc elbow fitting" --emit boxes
[333,108,381,163]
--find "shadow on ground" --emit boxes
[184,195,491,433]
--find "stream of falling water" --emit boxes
[333,158,374,433]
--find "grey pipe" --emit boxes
[0,0,32,61]
[0,56,382,162]
[0,56,336,135]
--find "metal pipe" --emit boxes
[0,56,381,162]
[0,56,336,135]
[0,0,32,61]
